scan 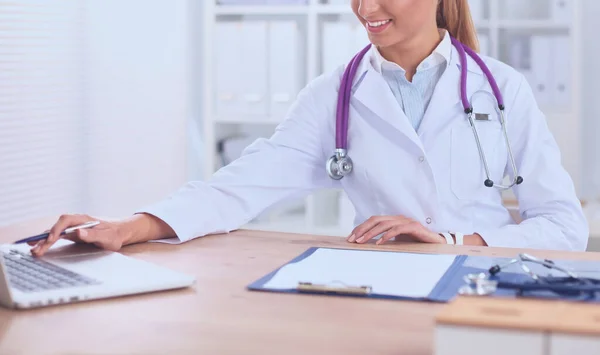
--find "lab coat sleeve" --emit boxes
[136,80,335,242]
[476,74,588,251]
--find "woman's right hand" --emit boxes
[30,214,130,257]
[30,213,176,257]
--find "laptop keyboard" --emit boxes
[3,250,100,293]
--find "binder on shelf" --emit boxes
[217,0,308,4]
[500,0,544,20]
[478,34,490,57]
[215,22,243,119]
[507,34,531,73]
[268,21,300,121]
[551,36,571,108]
[322,22,354,74]
[551,0,573,24]
[506,34,534,97]
[327,0,351,5]
[240,21,268,117]
[529,35,553,107]
[215,21,268,121]
[468,0,484,22]
[265,0,309,4]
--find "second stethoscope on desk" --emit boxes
[460,253,600,300]
[327,36,524,190]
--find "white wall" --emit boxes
[84,0,192,217]
[188,0,205,182]
[581,0,600,201]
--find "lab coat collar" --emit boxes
[351,40,488,102]
[369,29,452,74]
[350,43,489,152]
[351,54,424,152]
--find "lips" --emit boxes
[365,19,392,34]
[367,19,392,28]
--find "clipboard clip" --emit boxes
[297,281,372,296]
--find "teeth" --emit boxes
[368,20,391,27]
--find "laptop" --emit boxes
[0,240,195,309]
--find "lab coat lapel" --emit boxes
[417,49,462,138]
[418,46,488,139]
[352,60,424,152]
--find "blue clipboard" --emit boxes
[247,247,600,303]
[247,247,469,303]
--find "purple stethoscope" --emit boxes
[326,36,524,190]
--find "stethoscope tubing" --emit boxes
[336,45,370,150]
[328,36,524,187]
[496,280,600,293]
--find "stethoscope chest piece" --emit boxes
[326,149,353,180]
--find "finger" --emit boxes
[356,220,400,244]
[348,216,384,241]
[32,214,93,257]
[377,223,421,245]
[349,216,398,242]
[27,229,50,246]
[30,240,45,254]
[61,229,89,243]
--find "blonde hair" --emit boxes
[437,0,479,52]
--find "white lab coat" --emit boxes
[140,45,588,251]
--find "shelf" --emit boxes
[215,5,308,16]
[214,4,356,16]
[497,20,571,30]
[215,116,283,125]
[537,108,575,118]
[314,5,353,15]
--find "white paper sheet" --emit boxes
[263,248,457,298]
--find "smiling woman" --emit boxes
[33,0,588,255]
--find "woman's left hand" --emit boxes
[347,215,445,245]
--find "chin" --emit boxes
[368,34,403,49]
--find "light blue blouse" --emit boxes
[370,31,452,131]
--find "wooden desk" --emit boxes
[1,218,599,355]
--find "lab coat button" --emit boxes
[426,217,432,224]
[418,156,425,163]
